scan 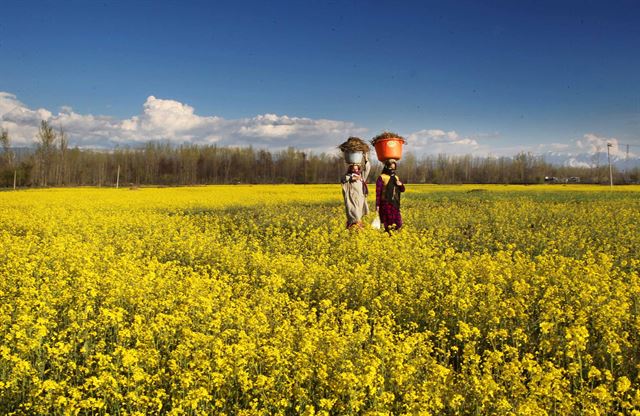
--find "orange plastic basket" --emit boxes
[374,137,405,161]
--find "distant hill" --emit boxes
[543,151,640,170]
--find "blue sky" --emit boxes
[1,0,639,161]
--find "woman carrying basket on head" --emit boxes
[339,137,371,229]
[375,159,405,232]
[341,154,370,229]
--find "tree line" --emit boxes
[1,121,638,188]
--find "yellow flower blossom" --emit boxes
[0,184,639,413]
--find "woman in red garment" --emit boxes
[375,159,405,232]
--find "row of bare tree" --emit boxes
[1,121,638,188]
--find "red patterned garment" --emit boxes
[376,174,405,231]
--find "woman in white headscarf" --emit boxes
[341,153,370,228]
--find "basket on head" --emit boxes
[338,137,370,164]
[344,151,364,164]
[371,132,405,162]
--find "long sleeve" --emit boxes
[362,158,371,182]
[375,176,383,209]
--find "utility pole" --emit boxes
[116,165,121,189]
[13,170,17,190]
[607,143,613,188]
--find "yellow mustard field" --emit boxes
[1,184,640,415]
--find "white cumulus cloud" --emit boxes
[576,133,626,156]
[538,133,635,158]
[0,92,366,152]
[537,133,640,168]
[0,92,53,142]
[405,128,484,155]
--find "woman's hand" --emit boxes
[396,179,403,186]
